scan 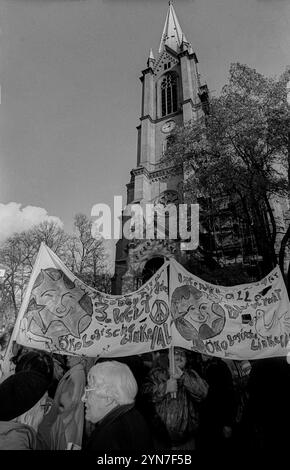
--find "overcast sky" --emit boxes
[0,0,290,244]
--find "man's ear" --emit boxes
[106,396,117,407]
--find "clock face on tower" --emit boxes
[161,119,176,133]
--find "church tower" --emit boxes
[112,2,208,294]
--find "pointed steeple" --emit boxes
[158,1,189,54]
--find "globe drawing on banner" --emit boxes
[171,284,226,353]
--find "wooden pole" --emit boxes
[169,346,176,398]
[167,261,176,398]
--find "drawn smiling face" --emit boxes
[39,281,83,319]
[24,268,93,341]
[171,285,226,341]
[171,285,203,321]
[187,302,209,324]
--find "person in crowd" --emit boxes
[15,350,53,375]
[38,354,86,450]
[0,370,51,450]
[224,359,251,449]
[197,354,237,455]
[96,354,149,419]
[141,347,208,450]
[241,356,290,453]
[14,349,55,396]
[83,360,153,451]
[49,354,68,397]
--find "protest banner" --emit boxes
[11,243,171,359]
[2,243,290,377]
[170,259,290,359]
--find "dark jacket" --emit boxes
[85,403,153,452]
[197,358,237,455]
[142,366,208,446]
[243,357,290,451]
[200,359,236,429]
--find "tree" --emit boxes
[0,215,113,342]
[164,63,290,281]
[67,213,111,292]
[0,221,70,315]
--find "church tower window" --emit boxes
[161,73,178,117]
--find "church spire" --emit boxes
[158,1,189,54]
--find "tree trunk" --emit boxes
[279,223,290,281]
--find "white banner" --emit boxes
[2,244,290,373]
[14,243,171,358]
[170,259,290,360]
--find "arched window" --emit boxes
[161,73,178,117]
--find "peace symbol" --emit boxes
[150,299,169,325]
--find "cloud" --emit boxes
[0,202,63,244]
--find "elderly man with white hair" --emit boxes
[82,360,153,451]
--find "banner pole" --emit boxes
[169,347,176,399]
[167,260,176,398]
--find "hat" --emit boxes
[15,351,54,382]
[0,370,50,421]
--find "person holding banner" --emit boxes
[82,361,153,451]
[141,347,208,450]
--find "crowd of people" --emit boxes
[0,345,289,454]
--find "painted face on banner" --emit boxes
[24,268,93,346]
[171,285,226,352]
